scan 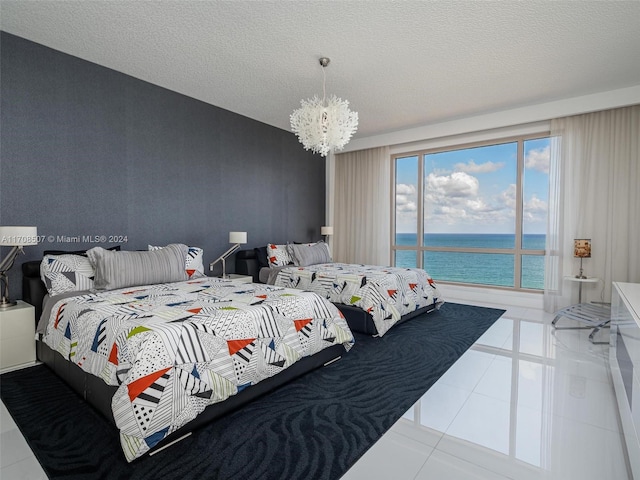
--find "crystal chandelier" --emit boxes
[290,57,358,157]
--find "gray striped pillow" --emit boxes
[288,242,332,267]
[87,243,189,290]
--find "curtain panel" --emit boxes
[545,105,640,311]
[333,146,391,265]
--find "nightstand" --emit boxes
[0,300,36,370]
[224,274,253,284]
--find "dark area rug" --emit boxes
[1,302,504,480]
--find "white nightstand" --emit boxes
[224,274,253,284]
[0,300,36,370]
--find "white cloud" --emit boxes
[464,198,490,212]
[395,183,418,232]
[454,160,504,174]
[497,184,517,209]
[424,172,514,227]
[396,183,417,213]
[523,194,548,223]
[432,205,468,223]
[426,171,479,198]
[525,194,547,213]
[525,146,550,173]
[396,198,417,213]
[396,183,416,196]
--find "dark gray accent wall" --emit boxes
[0,32,325,296]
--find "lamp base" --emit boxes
[575,258,587,279]
[0,299,17,309]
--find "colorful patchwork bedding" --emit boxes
[272,263,444,336]
[40,278,355,462]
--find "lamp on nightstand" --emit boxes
[209,231,247,279]
[0,226,38,308]
[321,226,333,242]
[574,238,591,279]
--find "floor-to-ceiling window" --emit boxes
[393,134,550,290]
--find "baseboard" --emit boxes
[441,283,544,310]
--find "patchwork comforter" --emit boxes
[40,278,354,462]
[272,263,444,336]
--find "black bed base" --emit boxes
[337,303,436,336]
[36,339,344,458]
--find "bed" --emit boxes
[21,244,355,462]
[236,243,444,336]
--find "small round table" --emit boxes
[554,276,609,344]
[563,276,599,304]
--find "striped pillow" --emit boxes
[288,242,332,267]
[148,244,206,279]
[87,244,188,290]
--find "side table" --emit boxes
[564,276,599,303]
[0,300,36,370]
[552,276,610,344]
[223,274,253,284]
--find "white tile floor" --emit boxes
[0,296,631,480]
[343,298,631,480]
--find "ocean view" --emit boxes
[395,233,546,289]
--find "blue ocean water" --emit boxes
[395,233,545,289]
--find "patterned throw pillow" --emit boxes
[148,245,206,279]
[40,254,95,296]
[267,244,294,267]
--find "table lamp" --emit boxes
[0,226,38,308]
[321,226,333,242]
[574,238,591,279]
[209,231,247,278]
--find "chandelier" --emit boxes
[290,57,358,157]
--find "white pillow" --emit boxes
[267,244,294,267]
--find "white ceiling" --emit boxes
[2,1,640,140]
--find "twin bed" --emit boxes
[237,242,444,336]
[21,241,443,463]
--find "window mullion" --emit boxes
[417,154,424,268]
[514,139,524,289]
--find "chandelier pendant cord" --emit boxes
[322,65,326,105]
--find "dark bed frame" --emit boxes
[21,260,345,459]
[235,249,436,336]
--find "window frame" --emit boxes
[391,132,549,291]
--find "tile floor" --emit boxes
[343,298,631,480]
[0,296,631,480]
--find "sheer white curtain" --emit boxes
[544,105,640,311]
[333,146,390,265]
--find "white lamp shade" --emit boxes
[321,226,333,236]
[0,226,38,246]
[229,231,247,244]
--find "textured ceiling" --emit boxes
[2,1,640,140]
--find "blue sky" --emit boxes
[395,137,550,234]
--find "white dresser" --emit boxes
[610,282,640,478]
